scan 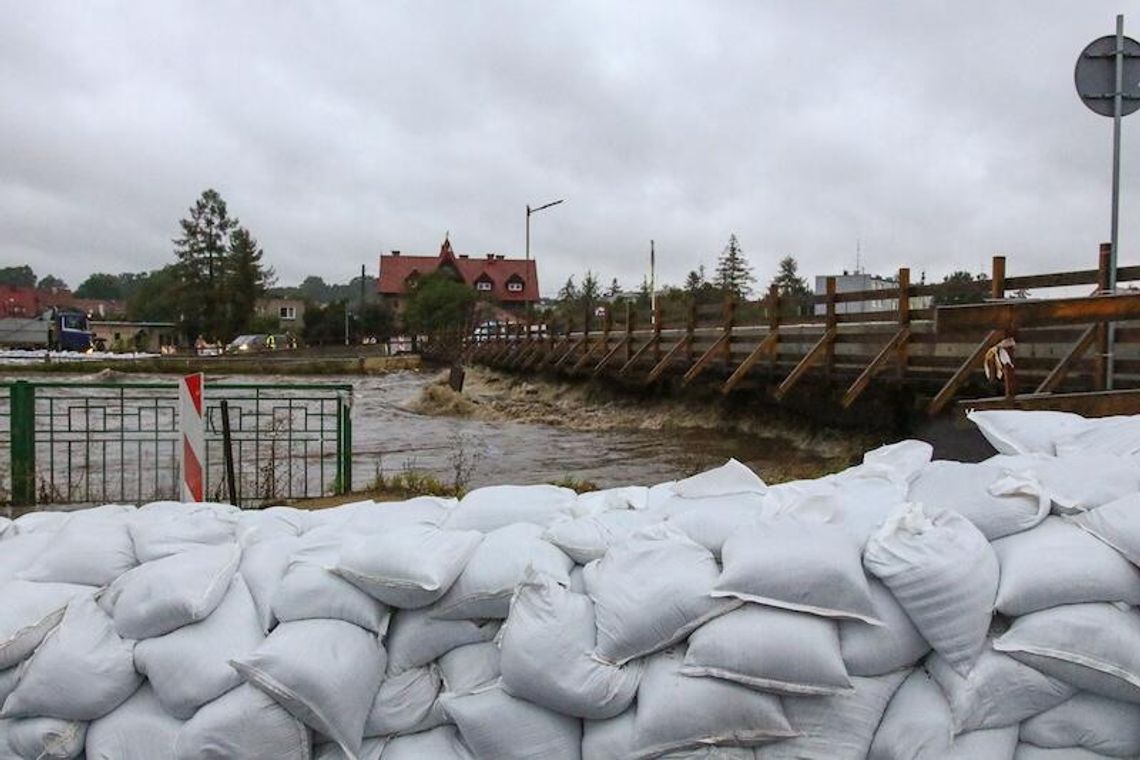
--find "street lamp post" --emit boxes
[525,198,564,325]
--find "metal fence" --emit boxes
[0,380,353,508]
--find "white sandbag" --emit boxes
[272,533,390,634]
[909,460,1048,540]
[128,508,237,562]
[585,523,738,665]
[860,439,933,485]
[1,595,140,721]
[926,647,1075,733]
[330,496,456,534]
[379,725,472,760]
[0,517,11,540]
[18,510,136,586]
[236,506,312,545]
[646,481,677,510]
[864,502,998,676]
[714,517,878,623]
[762,669,908,760]
[1055,415,1140,457]
[314,738,386,760]
[85,683,182,760]
[437,642,501,694]
[1013,745,1114,760]
[681,604,852,695]
[663,492,768,555]
[0,533,55,583]
[0,667,17,705]
[232,618,385,758]
[1020,692,1140,758]
[543,510,662,564]
[364,665,441,737]
[0,580,96,670]
[133,574,263,719]
[443,484,577,532]
[968,409,1091,455]
[385,606,498,675]
[240,535,301,633]
[103,543,241,639]
[441,684,582,760]
[631,648,795,759]
[992,517,1140,616]
[582,710,634,760]
[569,565,587,592]
[433,523,573,620]
[994,603,1140,703]
[500,571,641,719]
[994,451,1140,515]
[938,727,1019,760]
[867,668,954,760]
[572,486,649,516]
[173,683,310,760]
[10,510,70,535]
[334,523,482,609]
[839,579,929,677]
[1069,492,1140,566]
[0,717,86,759]
[670,458,767,498]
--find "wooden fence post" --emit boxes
[653,306,663,363]
[991,255,1006,300]
[722,296,736,370]
[685,300,697,364]
[825,276,837,378]
[767,283,780,371]
[625,302,635,363]
[897,267,910,379]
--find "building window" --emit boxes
[279,306,296,320]
[506,280,524,292]
[476,280,493,292]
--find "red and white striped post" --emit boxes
[179,372,205,502]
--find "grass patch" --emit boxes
[551,475,601,494]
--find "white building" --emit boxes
[813,272,931,316]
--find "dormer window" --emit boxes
[475,275,494,292]
[506,275,524,293]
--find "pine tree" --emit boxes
[223,226,275,337]
[684,265,707,296]
[580,271,601,304]
[173,189,237,339]
[771,255,811,297]
[714,235,755,298]
[557,276,579,303]
[605,277,621,299]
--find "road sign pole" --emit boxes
[1108,15,1125,389]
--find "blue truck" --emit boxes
[0,308,95,352]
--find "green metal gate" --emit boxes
[0,380,353,508]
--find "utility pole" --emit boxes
[525,199,564,324]
[650,240,656,321]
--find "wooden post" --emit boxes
[991,255,1006,300]
[722,296,736,370]
[653,306,663,362]
[686,299,697,364]
[767,283,780,370]
[1095,242,1112,390]
[824,276,837,379]
[896,267,910,379]
[603,307,612,358]
[625,302,635,363]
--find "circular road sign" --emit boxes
[1075,34,1140,117]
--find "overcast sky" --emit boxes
[1,2,1135,296]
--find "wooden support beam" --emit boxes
[766,283,781,370]
[926,329,1004,417]
[824,277,837,378]
[774,327,836,401]
[1035,324,1099,394]
[593,336,631,377]
[645,335,691,385]
[553,337,586,369]
[935,292,1140,331]
[841,327,911,408]
[720,330,779,394]
[956,389,1140,417]
[619,335,658,376]
[537,335,572,370]
[625,304,636,364]
[991,255,1006,300]
[571,337,604,373]
[896,267,910,379]
[681,333,730,387]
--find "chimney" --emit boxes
[496,255,505,261]
[459,254,469,259]
[486,254,494,260]
[391,250,400,257]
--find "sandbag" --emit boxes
[84,684,182,760]
[232,618,385,758]
[271,533,390,634]
[364,665,442,737]
[779,474,908,548]
[443,484,577,532]
[133,574,263,719]
[926,647,1075,733]
[334,523,482,609]
[0,667,17,705]
[572,486,649,516]
[236,506,312,545]
[331,497,456,535]
[173,683,310,760]
[937,727,1019,759]
[385,606,498,675]
[762,670,908,760]
[1,594,140,721]
[582,710,635,760]
[543,510,662,564]
[0,580,95,670]
[0,717,86,760]
[663,492,768,555]
[994,451,1140,515]
[839,579,930,677]
[1019,692,1140,758]
[968,409,1091,455]
[441,684,582,760]
[867,668,954,760]
[500,571,641,719]
[128,508,237,562]
[1055,415,1140,457]
[631,648,795,759]
[240,535,301,633]
[909,460,1048,540]
[433,522,573,620]
[585,523,738,665]
[103,543,241,639]
[18,510,136,586]
[714,517,878,623]
[1068,492,1140,566]
[864,502,998,676]
[1013,745,1114,760]
[379,725,472,760]
[437,642,501,695]
[681,604,852,695]
[669,458,767,498]
[860,439,934,485]
[994,603,1140,703]
[0,533,58,583]
[992,517,1140,616]
[314,738,386,760]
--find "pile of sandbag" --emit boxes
[2,409,1140,759]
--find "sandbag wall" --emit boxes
[2,409,1140,759]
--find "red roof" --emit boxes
[377,238,540,302]
[0,285,40,318]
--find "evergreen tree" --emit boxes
[714,234,755,298]
[557,276,579,303]
[771,255,811,297]
[637,276,652,308]
[580,270,601,304]
[605,277,622,299]
[173,189,238,339]
[223,226,274,337]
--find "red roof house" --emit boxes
[377,237,540,312]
